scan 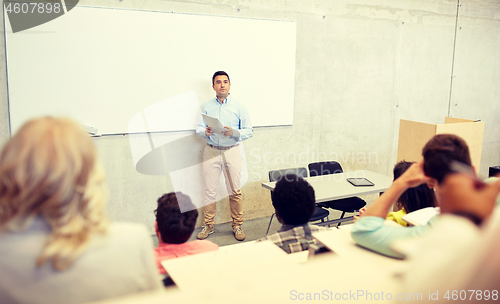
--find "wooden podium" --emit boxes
[397,117,484,173]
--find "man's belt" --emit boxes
[207,143,238,151]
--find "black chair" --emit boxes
[266,167,330,235]
[308,161,366,227]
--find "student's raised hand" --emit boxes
[436,173,500,222]
[396,161,431,188]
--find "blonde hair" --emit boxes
[0,117,109,271]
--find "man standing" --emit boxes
[196,71,253,241]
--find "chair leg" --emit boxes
[266,213,275,235]
[337,211,346,228]
[313,216,330,227]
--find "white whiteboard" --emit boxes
[4,6,296,135]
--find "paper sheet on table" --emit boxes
[313,227,407,268]
[402,207,440,226]
[202,114,240,138]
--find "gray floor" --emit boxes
[189,215,282,246]
[152,215,280,247]
[192,210,354,247]
[152,210,356,248]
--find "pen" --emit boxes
[449,160,482,182]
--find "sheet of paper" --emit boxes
[202,113,240,138]
[202,114,225,133]
[402,207,440,226]
[313,227,407,268]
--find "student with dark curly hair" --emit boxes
[154,192,218,274]
[257,174,327,253]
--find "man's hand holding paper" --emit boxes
[202,114,225,135]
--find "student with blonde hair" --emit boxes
[0,117,161,304]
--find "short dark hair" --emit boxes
[422,134,471,184]
[393,161,436,213]
[155,192,198,244]
[212,71,230,85]
[272,174,315,225]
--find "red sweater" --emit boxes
[154,240,219,274]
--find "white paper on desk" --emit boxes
[402,207,440,226]
[202,114,240,138]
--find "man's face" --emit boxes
[212,75,230,99]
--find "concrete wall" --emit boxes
[448,0,500,176]
[1,0,499,234]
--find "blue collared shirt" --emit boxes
[196,95,254,147]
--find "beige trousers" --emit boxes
[202,144,243,228]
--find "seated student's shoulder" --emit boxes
[89,222,162,287]
[199,239,219,247]
[107,222,151,240]
[90,222,154,255]
[191,239,219,251]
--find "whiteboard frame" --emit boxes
[4,6,297,135]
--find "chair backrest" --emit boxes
[308,161,343,177]
[269,167,308,182]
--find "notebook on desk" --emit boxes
[402,207,440,226]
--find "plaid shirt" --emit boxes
[258,224,327,254]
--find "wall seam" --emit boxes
[2,1,12,137]
[448,0,461,117]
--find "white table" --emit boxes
[262,170,393,226]
[261,170,393,203]
[313,226,408,269]
[93,233,405,304]
[160,240,299,291]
